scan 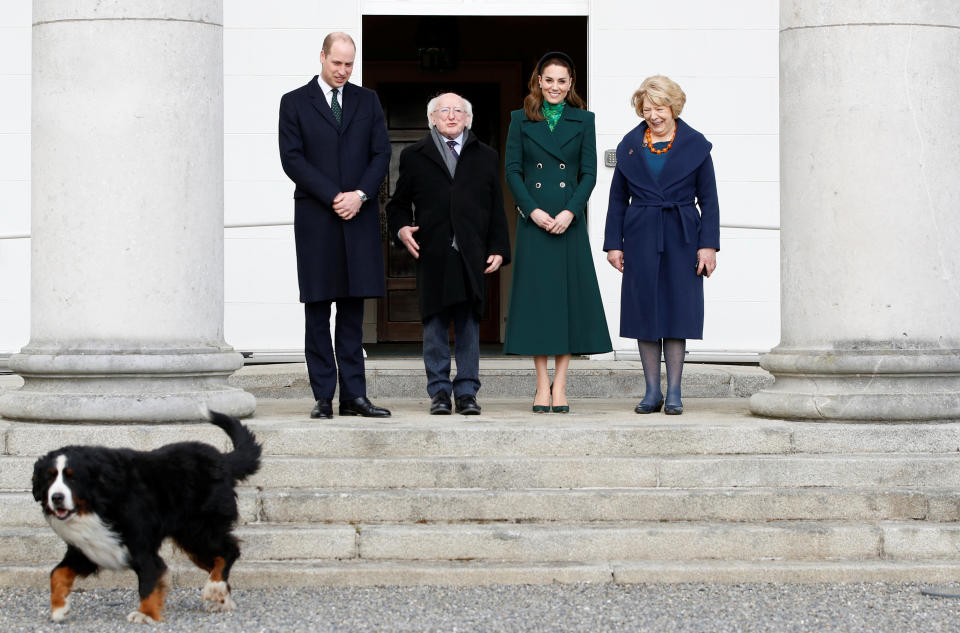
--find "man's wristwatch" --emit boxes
[355,190,368,202]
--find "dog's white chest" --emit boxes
[48,513,130,570]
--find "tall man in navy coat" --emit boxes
[279,32,391,419]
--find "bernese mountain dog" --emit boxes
[31,410,261,624]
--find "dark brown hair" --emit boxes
[522,55,586,121]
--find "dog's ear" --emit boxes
[31,455,49,502]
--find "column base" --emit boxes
[749,346,960,422]
[0,349,256,423]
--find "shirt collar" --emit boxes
[317,76,342,96]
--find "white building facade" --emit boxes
[0,1,780,363]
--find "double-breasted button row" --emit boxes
[534,182,568,189]
[535,162,566,170]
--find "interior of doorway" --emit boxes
[363,15,589,345]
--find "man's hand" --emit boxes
[607,249,624,273]
[332,191,363,220]
[398,225,420,259]
[549,210,575,235]
[484,254,503,274]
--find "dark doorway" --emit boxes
[363,15,589,344]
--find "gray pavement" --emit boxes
[2,583,960,632]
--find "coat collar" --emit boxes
[626,119,712,192]
[521,105,587,163]
[413,130,477,181]
[307,76,359,133]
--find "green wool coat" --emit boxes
[503,106,613,356]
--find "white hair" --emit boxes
[426,94,473,129]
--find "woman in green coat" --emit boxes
[504,52,612,412]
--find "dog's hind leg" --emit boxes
[127,554,168,624]
[180,533,241,612]
[49,546,98,622]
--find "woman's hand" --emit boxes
[607,249,624,273]
[549,210,575,235]
[697,248,717,277]
[529,209,555,232]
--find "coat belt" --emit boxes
[633,199,696,253]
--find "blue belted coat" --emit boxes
[603,119,720,341]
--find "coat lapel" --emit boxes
[339,82,359,132]
[522,117,566,163]
[657,119,712,191]
[414,135,453,182]
[550,107,585,156]
[307,77,340,130]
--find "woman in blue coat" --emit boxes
[603,76,720,415]
[504,52,612,413]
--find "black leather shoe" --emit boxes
[664,402,684,415]
[339,396,391,418]
[455,394,481,415]
[310,398,333,419]
[430,392,452,415]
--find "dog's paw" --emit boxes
[51,598,70,622]
[202,580,236,612]
[126,611,158,624]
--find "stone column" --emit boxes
[750,1,960,420]
[0,0,255,422]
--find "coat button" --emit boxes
[559,163,566,170]
[536,163,543,169]
[535,182,542,189]
[559,182,566,188]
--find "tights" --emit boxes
[637,338,686,407]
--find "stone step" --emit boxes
[226,361,774,400]
[249,454,960,489]
[5,521,960,565]
[5,400,960,458]
[255,487,959,524]
[5,453,959,492]
[6,559,960,589]
[7,487,957,528]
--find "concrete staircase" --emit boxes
[2,363,960,587]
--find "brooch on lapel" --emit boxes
[628,148,634,155]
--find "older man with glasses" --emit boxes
[387,93,511,415]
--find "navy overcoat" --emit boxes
[279,77,391,302]
[603,119,720,341]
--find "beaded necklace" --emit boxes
[644,125,676,154]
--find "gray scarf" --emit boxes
[431,127,467,179]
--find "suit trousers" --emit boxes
[422,302,480,399]
[304,298,365,401]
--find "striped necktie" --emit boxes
[331,88,342,125]
[445,139,459,159]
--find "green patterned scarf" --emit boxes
[541,100,565,131]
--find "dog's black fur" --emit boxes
[31,411,261,623]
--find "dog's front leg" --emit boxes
[50,547,98,622]
[127,555,168,624]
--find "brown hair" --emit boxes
[522,55,586,121]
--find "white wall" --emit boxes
[1,0,781,360]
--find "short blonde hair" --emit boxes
[632,75,686,119]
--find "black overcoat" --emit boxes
[603,118,720,341]
[279,77,391,302]
[386,132,511,321]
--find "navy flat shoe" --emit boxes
[634,398,664,414]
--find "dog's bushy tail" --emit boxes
[208,411,262,481]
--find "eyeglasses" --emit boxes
[434,107,466,116]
